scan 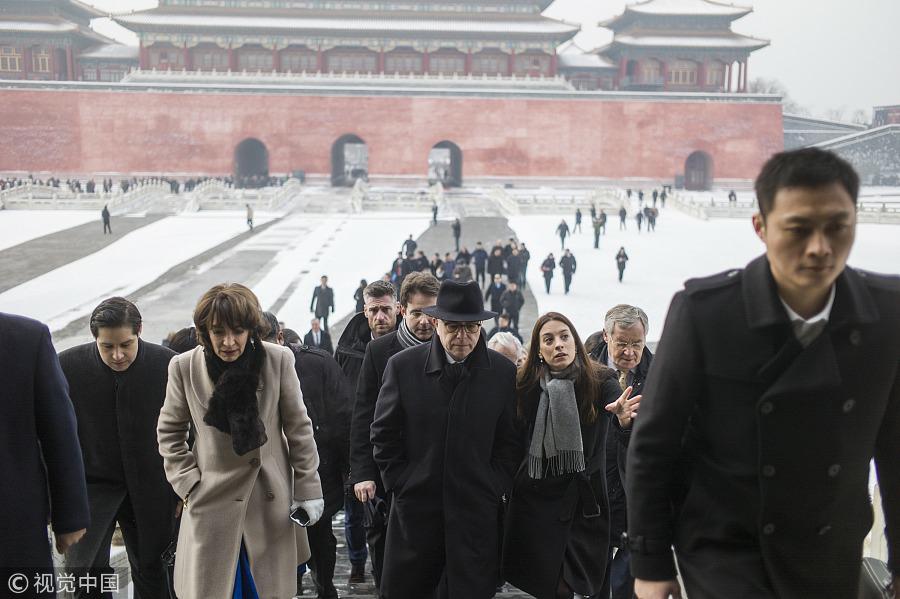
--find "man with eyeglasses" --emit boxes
[371,280,520,599]
[589,304,652,599]
[349,272,440,595]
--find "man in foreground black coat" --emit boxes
[58,297,177,599]
[0,312,90,592]
[627,148,900,599]
[371,280,521,599]
[349,272,440,594]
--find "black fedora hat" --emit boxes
[422,280,496,322]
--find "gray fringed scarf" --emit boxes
[397,318,429,349]
[527,361,585,479]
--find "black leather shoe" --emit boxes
[348,561,366,584]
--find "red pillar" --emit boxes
[508,50,515,76]
[549,53,558,76]
[661,60,669,90]
[465,49,473,75]
[139,42,149,69]
[725,62,731,92]
[228,46,236,71]
[617,57,627,88]
[66,46,74,81]
[742,60,749,92]
[272,47,279,72]
[378,48,385,73]
[423,50,430,74]
[697,61,706,90]
[316,48,324,73]
[183,45,191,70]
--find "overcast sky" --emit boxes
[88,0,900,119]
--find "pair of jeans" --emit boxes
[344,495,368,565]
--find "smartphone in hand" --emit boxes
[290,506,310,527]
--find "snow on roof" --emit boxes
[626,0,751,17]
[0,20,79,33]
[557,53,616,70]
[115,13,581,36]
[78,44,140,60]
[613,32,768,49]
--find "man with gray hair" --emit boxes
[589,303,652,599]
[487,331,525,368]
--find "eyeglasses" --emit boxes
[612,340,644,351]
[443,321,481,334]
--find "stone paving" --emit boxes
[0,215,166,294]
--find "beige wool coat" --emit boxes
[158,341,322,599]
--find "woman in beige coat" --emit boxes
[158,283,323,599]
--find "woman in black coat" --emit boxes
[541,253,556,294]
[502,312,639,599]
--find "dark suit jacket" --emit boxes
[371,334,521,598]
[58,339,178,561]
[0,313,90,571]
[290,344,352,516]
[310,285,335,317]
[349,330,405,493]
[626,256,900,598]
[303,329,333,355]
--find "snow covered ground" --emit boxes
[0,203,896,342]
[0,210,429,336]
[510,207,900,343]
[0,210,100,251]
[249,212,430,330]
[0,211,275,331]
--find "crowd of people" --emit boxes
[2,148,898,599]
[0,173,291,195]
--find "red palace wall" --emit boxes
[0,88,783,180]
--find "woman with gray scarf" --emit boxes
[502,312,640,599]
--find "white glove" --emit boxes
[291,498,325,526]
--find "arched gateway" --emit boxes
[234,138,269,188]
[684,151,713,191]
[331,134,368,187]
[428,141,463,187]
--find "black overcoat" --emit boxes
[310,285,335,318]
[371,334,521,599]
[626,256,900,598]
[349,330,405,494]
[484,282,506,313]
[0,313,89,572]
[58,339,178,562]
[502,373,622,598]
[291,343,352,516]
[487,254,506,277]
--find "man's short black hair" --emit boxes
[261,311,280,342]
[754,148,859,219]
[89,297,142,338]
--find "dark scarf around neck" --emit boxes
[202,338,268,456]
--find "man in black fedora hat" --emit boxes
[371,280,522,599]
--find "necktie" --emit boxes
[618,369,629,391]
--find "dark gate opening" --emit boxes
[685,151,713,191]
[234,138,269,188]
[331,134,368,187]
[428,141,463,188]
